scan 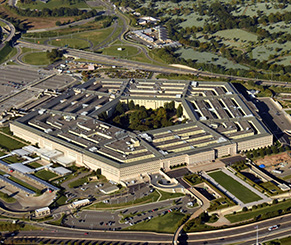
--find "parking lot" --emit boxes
[63,194,197,231]
[0,65,78,114]
[32,74,75,90]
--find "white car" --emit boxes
[268,225,279,231]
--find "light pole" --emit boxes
[255,225,259,245]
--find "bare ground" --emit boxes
[0,4,78,30]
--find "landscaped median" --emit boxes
[86,190,184,210]
[225,199,291,223]
[124,211,188,233]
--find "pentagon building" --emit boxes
[10,79,273,182]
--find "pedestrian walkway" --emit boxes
[173,178,210,244]
[208,215,231,227]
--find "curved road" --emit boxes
[0,18,16,49]
[16,39,291,90]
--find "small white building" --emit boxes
[35,207,51,217]
[69,199,91,209]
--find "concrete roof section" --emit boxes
[11,79,272,170]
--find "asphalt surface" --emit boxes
[0,18,16,50]
[17,38,291,90]
[6,213,291,244]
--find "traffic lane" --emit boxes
[186,214,291,241]
[18,39,291,86]
[191,226,291,245]
[16,229,173,243]
[183,228,291,245]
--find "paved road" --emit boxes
[0,18,16,50]
[17,39,291,91]
[7,209,291,244]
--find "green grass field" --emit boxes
[8,176,40,193]
[175,48,249,70]
[23,20,107,39]
[125,212,185,233]
[0,191,16,203]
[72,26,116,47]
[22,52,51,65]
[17,0,88,10]
[267,236,291,245]
[2,155,21,164]
[215,29,258,42]
[0,133,25,151]
[208,171,261,204]
[34,170,58,181]
[68,176,88,188]
[101,45,140,57]
[87,189,183,210]
[226,199,291,223]
[50,38,91,50]
[27,162,42,168]
[0,43,17,65]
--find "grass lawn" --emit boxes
[158,190,184,201]
[48,213,65,226]
[0,191,16,203]
[2,155,21,164]
[0,133,25,151]
[215,29,258,42]
[125,212,185,233]
[55,194,67,206]
[0,127,13,135]
[87,191,160,210]
[50,38,91,50]
[208,171,261,203]
[267,236,291,245]
[226,199,291,223]
[0,44,17,64]
[68,176,88,188]
[260,181,281,194]
[87,189,183,210]
[22,52,51,65]
[76,27,116,47]
[101,45,140,57]
[34,170,58,181]
[8,176,40,193]
[23,20,107,39]
[27,162,42,168]
[17,0,88,10]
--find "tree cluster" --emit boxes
[46,49,63,62]
[7,5,98,19]
[104,100,184,132]
[245,144,290,159]
[95,16,115,28]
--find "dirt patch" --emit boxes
[254,152,291,169]
[253,152,291,179]
[0,4,78,30]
